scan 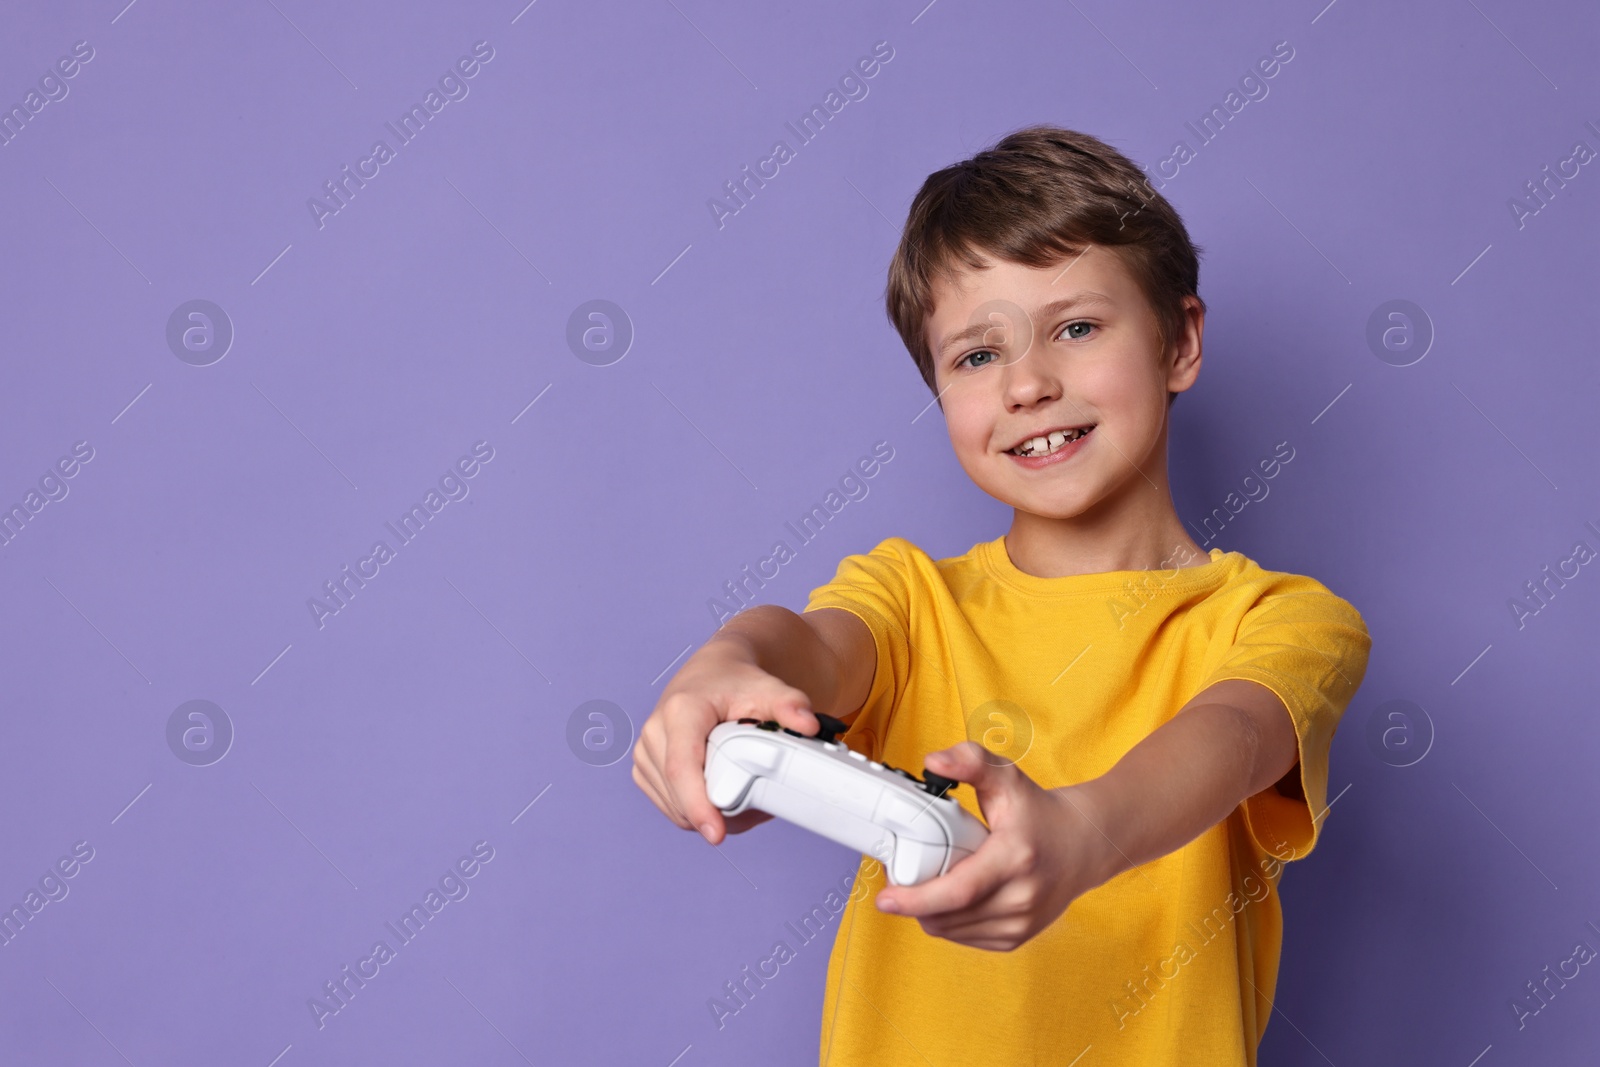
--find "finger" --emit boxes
[915,890,1029,939]
[756,682,820,735]
[631,726,692,829]
[632,758,693,830]
[917,899,1042,951]
[629,729,667,807]
[661,701,725,843]
[632,718,668,793]
[877,842,1007,918]
[919,923,1023,953]
[926,740,1013,796]
[925,741,1035,827]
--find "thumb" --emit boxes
[923,740,1023,814]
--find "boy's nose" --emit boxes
[1002,358,1062,409]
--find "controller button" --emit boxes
[921,769,959,797]
[736,717,761,725]
[813,712,849,743]
[756,720,781,732]
[847,750,867,762]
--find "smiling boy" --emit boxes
[632,125,1372,1065]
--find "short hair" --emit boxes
[884,125,1206,403]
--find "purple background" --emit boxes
[1,0,1597,1064]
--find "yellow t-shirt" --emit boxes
[802,534,1372,1067]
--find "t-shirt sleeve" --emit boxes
[1200,580,1373,863]
[801,537,917,761]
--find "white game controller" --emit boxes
[703,715,990,886]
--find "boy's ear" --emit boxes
[1165,296,1205,395]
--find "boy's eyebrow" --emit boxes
[937,291,1116,357]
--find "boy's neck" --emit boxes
[1002,450,1209,580]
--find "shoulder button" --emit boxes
[813,713,849,743]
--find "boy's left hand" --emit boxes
[874,741,1120,951]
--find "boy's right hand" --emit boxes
[631,640,821,846]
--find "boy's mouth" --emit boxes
[1005,425,1095,458]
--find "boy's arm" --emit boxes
[631,605,877,844]
[708,605,877,726]
[1072,677,1301,879]
[874,677,1301,950]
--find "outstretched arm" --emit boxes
[631,605,876,845]
[1074,677,1301,876]
[875,677,1300,951]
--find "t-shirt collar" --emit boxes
[979,534,1236,596]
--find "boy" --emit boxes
[631,125,1371,1066]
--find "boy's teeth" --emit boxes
[1013,427,1090,456]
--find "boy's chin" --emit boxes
[964,460,1099,517]
[991,482,1100,520]
[1014,500,1097,521]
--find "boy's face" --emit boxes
[926,245,1202,521]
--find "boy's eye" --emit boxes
[955,321,1095,370]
